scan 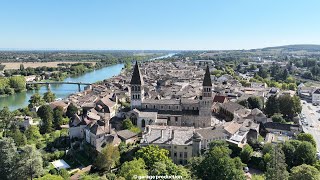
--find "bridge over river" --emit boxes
[26,81,92,92]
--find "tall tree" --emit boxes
[294,141,316,166]
[53,107,64,129]
[282,141,296,168]
[297,133,317,148]
[265,95,279,117]
[25,126,42,142]
[289,164,320,180]
[37,105,54,134]
[17,145,44,180]
[240,144,253,164]
[247,96,263,110]
[28,93,44,109]
[66,104,78,118]
[94,143,120,172]
[43,91,56,103]
[189,141,245,180]
[135,145,170,167]
[265,145,289,180]
[0,107,14,137]
[118,158,148,180]
[0,138,18,180]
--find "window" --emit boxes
[175,117,178,122]
[184,147,187,149]
[179,152,183,158]
[141,119,146,128]
[184,152,187,158]
[174,152,177,157]
[174,146,177,149]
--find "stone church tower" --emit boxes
[130,61,144,109]
[199,65,213,127]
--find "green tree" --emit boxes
[282,141,296,168]
[118,158,148,180]
[135,145,170,167]
[17,145,44,179]
[66,104,78,118]
[28,93,44,109]
[189,142,245,180]
[265,95,279,117]
[37,105,54,134]
[265,145,289,180]
[278,94,294,119]
[53,107,64,128]
[25,126,42,142]
[252,174,265,180]
[19,64,25,71]
[240,144,253,163]
[297,133,317,148]
[294,141,316,166]
[43,91,56,103]
[35,174,64,180]
[122,118,134,130]
[0,138,18,180]
[94,143,120,172]
[271,113,286,123]
[289,164,320,180]
[247,96,263,110]
[58,169,70,180]
[9,126,27,147]
[9,76,26,92]
[0,106,14,137]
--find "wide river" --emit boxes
[0,53,175,110]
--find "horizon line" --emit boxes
[0,43,319,51]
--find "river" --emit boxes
[0,53,176,110]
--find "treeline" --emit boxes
[0,76,26,95]
[0,51,165,62]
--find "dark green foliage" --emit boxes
[66,104,78,118]
[37,105,54,133]
[289,164,320,180]
[189,141,245,180]
[43,91,56,103]
[271,113,286,123]
[265,145,289,180]
[297,133,317,148]
[53,106,64,129]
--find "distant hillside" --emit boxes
[261,44,320,52]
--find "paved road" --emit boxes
[300,100,320,151]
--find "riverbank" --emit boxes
[1,61,97,70]
[0,53,176,110]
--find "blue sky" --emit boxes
[0,0,319,50]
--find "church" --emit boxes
[127,61,214,129]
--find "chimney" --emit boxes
[161,129,164,139]
[171,130,174,139]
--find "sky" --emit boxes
[0,0,320,50]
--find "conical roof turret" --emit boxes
[202,65,212,86]
[130,61,144,85]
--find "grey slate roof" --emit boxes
[202,65,212,86]
[196,126,229,139]
[141,125,194,145]
[130,61,144,85]
[117,130,138,140]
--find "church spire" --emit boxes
[130,61,144,85]
[202,65,212,86]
